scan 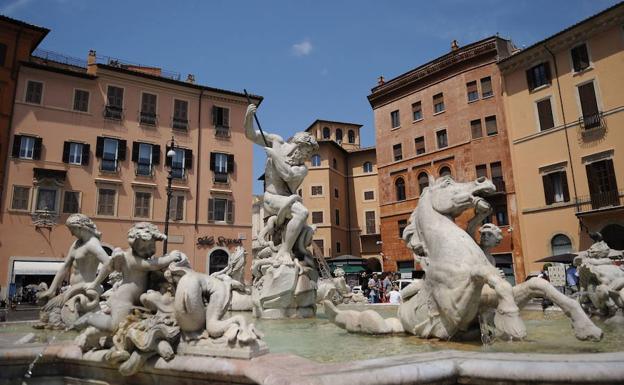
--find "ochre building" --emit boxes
[499,3,624,275]
[370,37,524,282]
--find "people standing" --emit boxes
[387,285,402,304]
[368,273,378,303]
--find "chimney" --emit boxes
[451,40,459,51]
[377,75,385,86]
[186,74,196,84]
[87,50,97,75]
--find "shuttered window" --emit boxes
[542,171,570,205]
[208,197,234,223]
[433,93,445,113]
[578,82,600,129]
[393,143,402,161]
[414,136,425,154]
[480,77,493,98]
[311,185,323,196]
[537,99,555,131]
[485,115,498,136]
[312,211,324,224]
[436,130,448,148]
[571,44,590,72]
[11,186,30,210]
[25,81,43,104]
[97,188,116,216]
[471,119,482,139]
[169,195,185,221]
[391,110,400,128]
[526,62,551,91]
[466,81,478,102]
[365,211,376,234]
[412,102,422,120]
[73,89,89,112]
[134,192,151,218]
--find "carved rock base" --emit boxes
[253,306,316,319]
[177,339,268,359]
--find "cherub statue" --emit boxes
[35,214,110,329]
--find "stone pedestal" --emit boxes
[177,339,268,359]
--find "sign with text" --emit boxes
[197,235,242,247]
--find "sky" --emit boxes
[1,0,619,193]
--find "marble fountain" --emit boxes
[1,104,624,385]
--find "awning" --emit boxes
[13,261,64,276]
[339,265,365,274]
[535,253,577,264]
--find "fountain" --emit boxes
[2,104,624,384]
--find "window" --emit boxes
[16,135,36,159]
[96,137,126,172]
[526,62,551,91]
[395,177,406,201]
[493,197,509,226]
[412,102,422,121]
[322,127,330,139]
[480,77,493,98]
[363,161,373,173]
[485,115,498,136]
[335,129,343,143]
[433,93,445,113]
[333,158,337,169]
[65,142,84,165]
[105,85,123,119]
[542,171,570,204]
[470,119,483,139]
[312,211,323,224]
[97,188,116,216]
[314,239,324,254]
[365,211,376,234]
[210,152,233,183]
[63,191,80,214]
[414,136,425,155]
[586,159,619,208]
[213,106,230,137]
[133,142,159,176]
[311,185,323,196]
[391,110,400,128]
[491,161,504,191]
[476,164,488,179]
[73,89,89,112]
[169,194,185,221]
[418,172,429,194]
[311,154,321,167]
[336,242,341,254]
[398,219,408,239]
[334,188,339,198]
[335,209,340,226]
[393,144,402,161]
[25,80,43,104]
[348,130,355,143]
[36,188,57,212]
[436,129,448,148]
[11,186,30,210]
[439,166,452,177]
[551,234,572,256]
[537,98,555,131]
[364,190,374,200]
[466,81,478,102]
[134,191,151,218]
[571,44,590,72]
[166,147,192,179]
[140,92,157,125]
[173,99,189,130]
[208,197,234,223]
[0,43,6,67]
[577,81,601,129]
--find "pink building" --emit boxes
[0,49,261,297]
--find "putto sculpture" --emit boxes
[317,268,368,305]
[35,214,110,329]
[245,104,320,319]
[325,176,603,342]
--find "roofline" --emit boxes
[304,119,363,132]
[499,2,624,65]
[0,15,49,52]
[348,145,376,153]
[97,64,264,104]
[21,60,96,80]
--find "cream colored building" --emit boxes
[499,3,624,275]
[299,120,381,269]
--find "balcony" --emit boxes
[579,111,606,139]
[215,126,231,138]
[135,163,153,177]
[172,117,188,131]
[575,189,624,215]
[103,105,123,120]
[492,177,506,193]
[139,111,157,126]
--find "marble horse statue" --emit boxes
[325,176,602,342]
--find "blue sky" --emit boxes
[1,0,619,193]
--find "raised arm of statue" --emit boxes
[244,104,283,148]
[138,250,183,271]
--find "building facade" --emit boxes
[499,3,624,275]
[0,46,261,297]
[300,120,381,269]
[370,37,524,282]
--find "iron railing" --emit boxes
[103,105,123,120]
[215,126,231,138]
[32,48,87,68]
[579,111,605,131]
[172,117,188,131]
[575,189,623,213]
[139,112,157,126]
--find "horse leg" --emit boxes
[513,278,602,341]
[323,300,403,334]
[471,266,526,340]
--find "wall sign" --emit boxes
[197,235,242,247]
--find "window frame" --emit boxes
[412,101,423,121]
[534,96,556,132]
[392,143,403,161]
[96,187,117,217]
[172,98,190,130]
[68,142,84,165]
[395,177,406,201]
[62,190,81,214]
[101,137,120,172]
[19,135,35,159]
[433,93,445,114]
[139,91,158,126]
[570,42,592,73]
[485,115,498,136]
[10,185,31,211]
[365,210,377,235]
[310,185,324,197]
[363,189,375,201]
[24,79,44,105]
[390,110,400,129]
[104,84,125,120]
[72,88,90,113]
[169,192,186,221]
[480,76,493,98]
[414,136,426,155]
[526,62,551,92]
[133,190,153,219]
[311,154,321,167]
[466,81,479,102]
[34,186,60,213]
[436,128,448,149]
[362,161,373,173]
[311,210,324,224]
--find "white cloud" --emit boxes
[291,39,313,57]
[1,0,33,15]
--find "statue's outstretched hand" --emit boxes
[246,104,257,119]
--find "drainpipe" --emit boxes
[544,45,582,231]
[195,89,204,230]
[1,29,23,219]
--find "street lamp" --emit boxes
[163,135,176,254]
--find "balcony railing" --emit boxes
[104,105,123,120]
[579,111,606,131]
[492,177,506,193]
[575,189,624,213]
[215,126,231,138]
[139,111,157,126]
[172,117,188,131]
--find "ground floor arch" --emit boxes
[207,248,230,275]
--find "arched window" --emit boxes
[348,130,355,143]
[311,154,321,167]
[395,177,406,201]
[363,161,373,173]
[439,166,452,177]
[418,172,429,194]
[551,234,572,256]
[208,249,229,275]
[322,127,330,139]
[336,129,343,142]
